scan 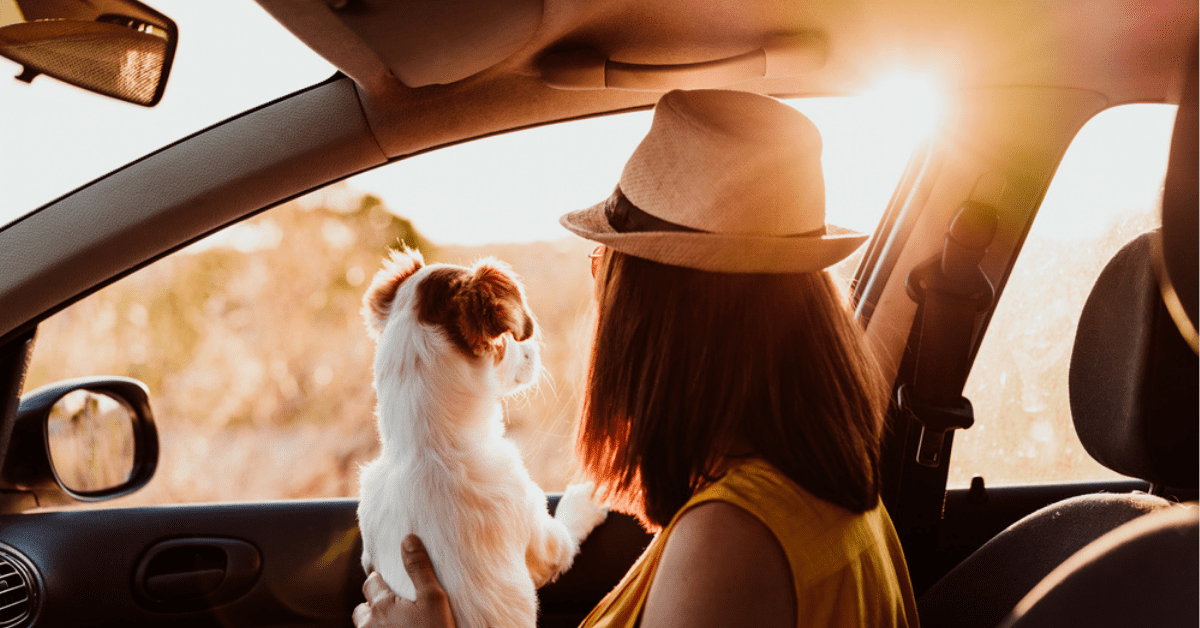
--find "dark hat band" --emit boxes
[605,188,827,237]
[605,188,702,233]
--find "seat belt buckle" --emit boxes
[895,385,975,468]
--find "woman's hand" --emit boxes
[353,535,457,628]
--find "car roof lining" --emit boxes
[259,0,1195,161]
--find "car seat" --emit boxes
[997,502,1197,628]
[916,229,1199,628]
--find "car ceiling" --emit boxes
[259,0,1197,159]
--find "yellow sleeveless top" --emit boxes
[577,459,919,628]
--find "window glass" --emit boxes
[26,95,926,507]
[948,104,1177,488]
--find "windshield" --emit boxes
[337,93,934,248]
[0,0,333,226]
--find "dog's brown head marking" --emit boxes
[362,246,425,338]
[416,258,535,357]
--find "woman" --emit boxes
[354,89,918,628]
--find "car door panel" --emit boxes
[0,496,649,627]
[2,500,362,627]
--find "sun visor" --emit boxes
[256,0,543,88]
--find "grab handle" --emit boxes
[540,33,826,91]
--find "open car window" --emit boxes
[948,103,1177,488]
[23,96,927,507]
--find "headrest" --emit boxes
[1158,38,1198,351]
[1070,230,1199,488]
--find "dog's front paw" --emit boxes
[555,482,608,544]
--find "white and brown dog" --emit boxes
[357,247,606,628]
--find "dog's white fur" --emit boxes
[357,248,607,628]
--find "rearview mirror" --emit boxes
[1,376,158,511]
[0,0,177,106]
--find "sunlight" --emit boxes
[785,72,946,234]
[861,71,946,146]
[1031,104,1175,240]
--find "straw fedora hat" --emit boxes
[560,89,867,273]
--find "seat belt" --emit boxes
[901,201,997,466]
[889,199,998,592]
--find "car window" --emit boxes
[948,104,1177,488]
[24,95,930,507]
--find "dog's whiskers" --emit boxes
[535,364,559,403]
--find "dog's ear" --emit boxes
[454,259,535,355]
[362,246,425,338]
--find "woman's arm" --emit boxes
[641,501,797,628]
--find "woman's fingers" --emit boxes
[353,536,456,628]
[402,534,446,604]
[355,573,398,627]
[402,535,457,626]
[364,572,396,607]
[353,602,372,627]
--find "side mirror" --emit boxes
[0,0,177,106]
[1,376,158,511]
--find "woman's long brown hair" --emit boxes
[578,250,887,531]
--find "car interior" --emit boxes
[0,0,1195,626]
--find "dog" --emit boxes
[357,246,607,628]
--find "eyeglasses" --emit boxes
[588,245,605,278]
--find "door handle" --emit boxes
[134,537,261,609]
[145,567,226,600]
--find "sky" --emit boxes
[0,0,1178,246]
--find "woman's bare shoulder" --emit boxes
[641,500,796,628]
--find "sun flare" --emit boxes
[862,71,946,144]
